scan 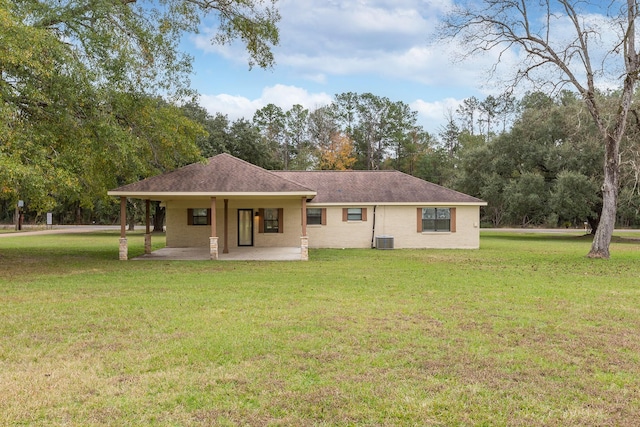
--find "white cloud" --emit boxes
[260,84,333,109]
[191,0,462,86]
[199,85,333,121]
[190,0,626,136]
[412,97,463,133]
[198,93,261,121]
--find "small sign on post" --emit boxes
[17,200,24,231]
[47,212,53,229]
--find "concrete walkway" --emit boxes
[133,246,302,261]
[0,225,120,237]
[0,226,303,261]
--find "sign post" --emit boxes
[17,200,24,231]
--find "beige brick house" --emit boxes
[108,153,486,260]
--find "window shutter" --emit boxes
[342,208,348,222]
[321,208,327,225]
[207,209,212,226]
[417,208,422,232]
[450,208,456,232]
[361,208,367,221]
[258,208,265,233]
[278,208,284,233]
[187,209,193,226]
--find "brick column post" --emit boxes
[144,234,152,254]
[210,236,219,260]
[301,236,309,261]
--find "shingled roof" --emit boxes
[109,154,485,205]
[274,170,485,204]
[109,153,316,197]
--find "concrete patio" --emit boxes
[133,246,302,261]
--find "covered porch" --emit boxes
[107,154,317,261]
[114,195,311,261]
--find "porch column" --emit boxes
[223,199,229,254]
[144,199,152,254]
[301,197,308,261]
[301,197,307,236]
[119,197,128,260]
[209,197,218,260]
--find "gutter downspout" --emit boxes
[370,205,377,248]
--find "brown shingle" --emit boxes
[110,154,484,205]
[111,153,315,194]
[274,170,485,204]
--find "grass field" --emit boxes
[1,231,640,426]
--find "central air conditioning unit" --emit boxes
[375,235,394,249]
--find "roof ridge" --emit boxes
[274,169,399,173]
[211,153,316,192]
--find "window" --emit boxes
[188,208,210,226]
[421,208,450,232]
[264,208,280,233]
[258,208,284,234]
[347,208,362,221]
[342,208,367,222]
[307,208,324,225]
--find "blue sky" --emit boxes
[179,0,619,135]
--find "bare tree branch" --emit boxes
[438,0,640,258]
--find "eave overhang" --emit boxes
[107,191,318,200]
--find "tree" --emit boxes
[439,111,461,157]
[551,171,600,227]
[1,0,280,221]
[456,96,480,135]
[441,1,640,258]
[284,104,313,170]
[386,102,427,173]
[180,103,229,157]
[308,105,339,168]
[354,93,390,170]
[318,133,356,170]
[253,104,286,168]
[227,118,279,169]
[505,173,549,227]
[478,95,500,139]
[331,93,421,170]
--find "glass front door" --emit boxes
[238,209,254,246]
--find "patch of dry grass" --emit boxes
[1,231,640,425]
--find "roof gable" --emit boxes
[110,153,315,195]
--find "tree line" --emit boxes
[1,0,279,226]
[182,89,640,233]
[4,87,640,233]
[4,0,640,259]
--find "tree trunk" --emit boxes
[14,204,19,231]
[153,202,165,233]
[128,200,135,231]
[75,205,82,224]
[588,135,620,259]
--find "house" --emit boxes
[108,153,486,260]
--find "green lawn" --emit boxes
[1,231,640,426]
